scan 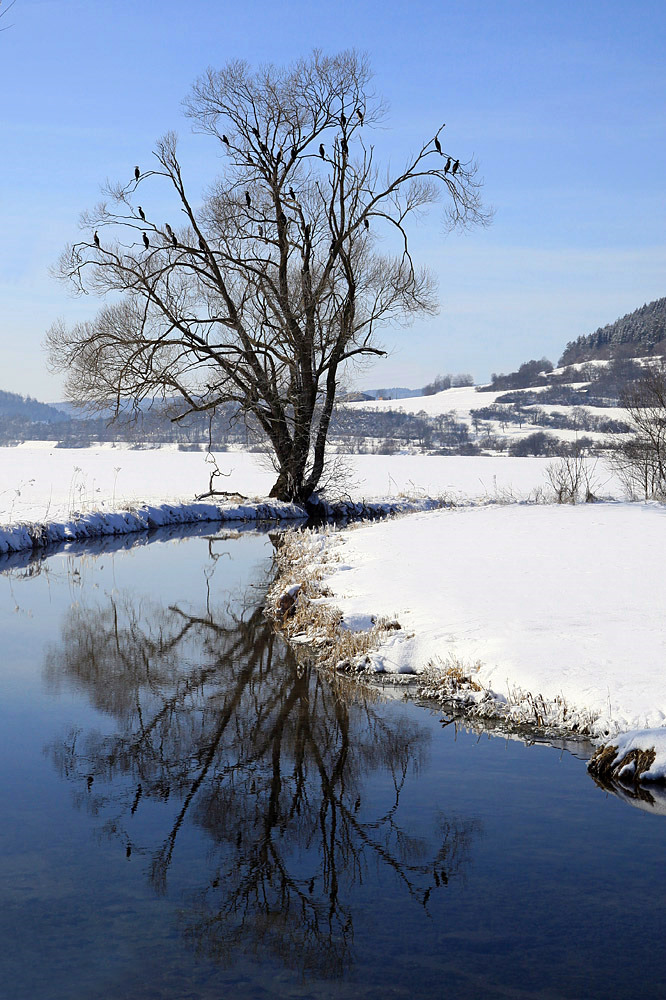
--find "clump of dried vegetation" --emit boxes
[265,529,404,674]
[588,743,657,785]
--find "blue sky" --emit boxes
[1,0,664,400]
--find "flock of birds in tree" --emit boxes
[92,122,458,253]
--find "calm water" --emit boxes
[1,527,665,1000]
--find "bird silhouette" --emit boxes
[452,159,460,174]
[252,126,260,138]
[276,148,282,164]
[138,206,145,220]
[199,236,206,251]
[171,233,178,247]
[142,232,149,249]
[222,134,230,145]
[289,186,296,199]
[341,137,348,156]
[434,136,442,155]
[93,231,100,248]
[341,110,347,127]
[165,223,174,239]
[319,143,325,159]
[356,108,364,124]
[444,157,452,174]
[363,218,369,230]
[134,166,140,182]
[304,223,311,240]
[258,225,264,237]
[245,191,251,207]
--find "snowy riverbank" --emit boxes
[271,502,666,779]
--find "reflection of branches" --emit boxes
[46,577,480,978]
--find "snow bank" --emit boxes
[0,500,307,556]
[300,502,666,738]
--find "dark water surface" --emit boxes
[1,529,665,1000]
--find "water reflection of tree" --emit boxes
[46,583,480,979]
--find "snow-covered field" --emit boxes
[0,443,623,526]
[345,382,630,449]
[290,502,666,777]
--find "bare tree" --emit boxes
[47,51,490,503]
[612,363,666,499]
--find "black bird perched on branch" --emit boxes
[452,159,460,174]
[434,136,442,155]
[142,232,149,249]
[134,166,140,182]
[171,233,178,247]
[363,218,369,230]
[341,137,348,156]
[319,143,325,159]
[165,223,174,239]
[245,191,251,207]
[138,206,145,221]
[444,157,452,174]
[289,186,296,199]
[199,236,206,251]
[93,230,100,248]
[356,108,364,124]
[276,148,282,164]
[222,134,230,145]
[341,110,347,127]
[291,144,297,160]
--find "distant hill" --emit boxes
[559,296,666,365]
[0,390,67,424]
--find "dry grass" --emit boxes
[265,529,404,674]
[588,743,657,785]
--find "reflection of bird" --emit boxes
[138,206,145,220]
[452,159,460,174]
[142,232,149,249]
[319,143,325,159]
[434,136,442,155]
[222,134,230,145]
[444,157,451,174]
[126,843,132,859]
[134,165,140,181]
[245,191,251,207]
[93,231,100,248]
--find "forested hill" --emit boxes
[0,390,67,424]
[559,296,666,365]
